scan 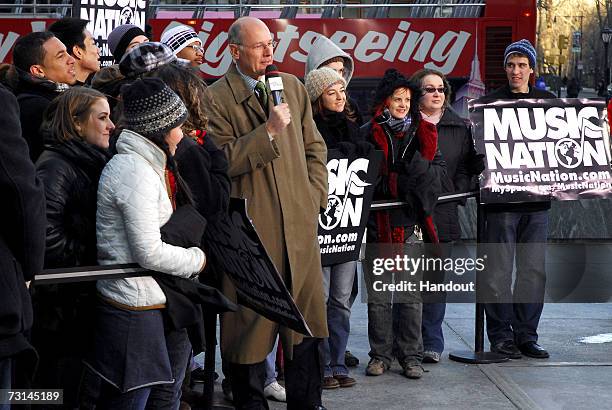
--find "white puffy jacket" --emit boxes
[96,129,205,307]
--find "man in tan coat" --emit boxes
[202,17,328,409]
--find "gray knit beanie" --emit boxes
[122,78,187,137]
[108,24,146,62]
[304,67,346,103]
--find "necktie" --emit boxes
[255,81,268,111]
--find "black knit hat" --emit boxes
[108,24,146,62]
[372,68,419,110]
[122,77,187,137]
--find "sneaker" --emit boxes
[402,363,425,379]
[333,374,356,388]
[344,350,359,367]
[221,378,233,402]
[491,340,522,359]
[322,376,340,389]
[422,351,441,364]
[365,358,387,376]
[264,381,286,402]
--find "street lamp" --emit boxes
[601,27,612,85]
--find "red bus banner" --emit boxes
[1,18,478,79]
[150,19,477,79]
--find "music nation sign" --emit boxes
[73,0,147,65]
[470,98,612,204]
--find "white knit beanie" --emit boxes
[304,67,346,103]
[161,24,202,55]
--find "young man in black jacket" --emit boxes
[479,39,555,360]
[12,31,76,162]
[0,84,46,390]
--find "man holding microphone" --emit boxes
[202,17,328,410]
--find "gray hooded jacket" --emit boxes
[304,35,354,84]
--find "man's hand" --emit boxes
[265,103,291,137]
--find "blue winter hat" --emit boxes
[504,39,536,68]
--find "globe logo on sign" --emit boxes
[320,195,343,230]
[555,138,582,168]
[120,7,134,25]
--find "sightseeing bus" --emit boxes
[0,0,536,112]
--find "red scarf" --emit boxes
[370,111,439,244]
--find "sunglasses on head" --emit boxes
[422,86,447,94]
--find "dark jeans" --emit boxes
[227,338,323,410]
[483,210,548,346]
[95,328,191,410]
[421,242,452,354]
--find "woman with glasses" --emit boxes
[161,24,204,68]
[409,68,483,364]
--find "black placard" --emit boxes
[204,199,311,336]
[318,149,381,265]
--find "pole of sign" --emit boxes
[448,186,508,364]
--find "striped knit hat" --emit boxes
[122,78,187,137]
[504,39,536,68]
[161,24,202,55]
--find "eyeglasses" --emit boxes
[235,40,278,52]
[188,44,204,53]
[422,86,447,94]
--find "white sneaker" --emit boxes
[264,381,286,402]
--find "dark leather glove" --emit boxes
[160,204,207,248]
[467,153,486,175]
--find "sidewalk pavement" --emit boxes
[203,301,612,409]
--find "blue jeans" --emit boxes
[421,242,452,354]
[322,261,356,377]
[483,210,548,345]
[146,328,191,410]
[98,383,151,410]
[264,338,279,387]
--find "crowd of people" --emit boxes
[0,14,555,410]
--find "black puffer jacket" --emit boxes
[433,108,478,242]
[36,138,110,268]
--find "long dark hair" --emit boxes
[146,64,209,133]
[144,128,194,207]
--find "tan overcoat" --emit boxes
[203,64,328,364]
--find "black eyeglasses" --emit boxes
[422,86,447,94]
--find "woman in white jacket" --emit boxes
[86,78,205,409]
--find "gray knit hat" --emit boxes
[304,67,346,103]
[122,77,187,137]
[108,24,146,62]
[504,39,536,68]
